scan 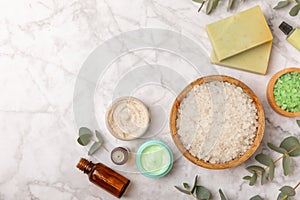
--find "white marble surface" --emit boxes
[0,0,300,199]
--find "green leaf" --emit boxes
[280,186,296,196]
[212,0,220,9]
[243,176,251,180]
[191,175,198,194]
[183,183,190,189]
[283,155,291,176]
[174,186,190,195]
[268,143,288,154]
[88,142,102,155]
[255,153,274,166]
[250,195,264,200]
[273,1,290,9]
[280,136,300,157]
[269,163,275,181]
[249,173,257,186]
[77,134,92,146]
[261,171,267,185]
[289,4,300,16]
[95,130,103,142]
[297,120,300,128]
[79,127,93,136]
[196,186,211,200]
[206,0,214,14]
[277,192,290,200]
[246,165,265,173]
[227,0,235,11]
[193,0,204,3]
[296,0,300,4]
[219,189,228,200]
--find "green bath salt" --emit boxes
[273,72,300,112]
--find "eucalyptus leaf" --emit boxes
[255,153,274,166]
[196,186,211,200]
[243,176,251,180]
[249,173,257,186]
[250,195,264,200]
[289,4,300,16]
[227,0,235,11]
[273,1,290,9]
[297,120,300,128]
[280,136,300,157]
[77,134,92,146]
[183,183,190,189]
[268,143,288,154]
[277,192,290,200]
[212,0,220,9]
[193,0,204,3]
[174,186,190,195]
[269,163,275,181]
[219,189,228,200]
[79,127,93,136]
[282,155,291,176]
[191,175,198,194]
[296,0,300,4]
[261,171,267,185]
[246,165,265,173]
[88,142,102,155]
[95,130,103,142]
[280,186,296,196]
[206,0,214,14]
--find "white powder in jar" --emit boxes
[176,81,258,164]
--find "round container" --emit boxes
[267,67,300,117]
[170,75,265,169]
[106,97,150,140]
[111,147,130,165]
[136,140,173,178]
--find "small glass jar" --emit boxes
[136,140,173,178]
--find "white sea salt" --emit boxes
[176,81,258,164]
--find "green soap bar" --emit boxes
[206,6,273,61]
[211,41,273,75]
[287,28,300,51]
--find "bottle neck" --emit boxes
[77,158,94,174]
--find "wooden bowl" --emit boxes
[267,68,300,117]
[170,75,265,169]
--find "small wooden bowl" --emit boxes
[170,75,265,169]
[267,68,300,117]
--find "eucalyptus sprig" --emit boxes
[175,176,263,200]
[243,136,300,186]
[192,0,300,16]
[77,127,103,155]
[192,0,245,14]
[274,0,300,17]
[277,182,300,200]
[175,175,212,200]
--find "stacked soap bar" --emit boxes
[206,6,273,75]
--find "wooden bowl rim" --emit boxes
[266,68,300,117]
[170,75,265,169]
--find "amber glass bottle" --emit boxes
[77,158,130,198]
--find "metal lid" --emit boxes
[279,21,293,36]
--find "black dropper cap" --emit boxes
[279,21,293,36]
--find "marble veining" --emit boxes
[0,0,299,199]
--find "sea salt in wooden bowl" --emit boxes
[267,68,300,117]
[170,75,265,169]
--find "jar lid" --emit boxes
[136,140,173,178]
